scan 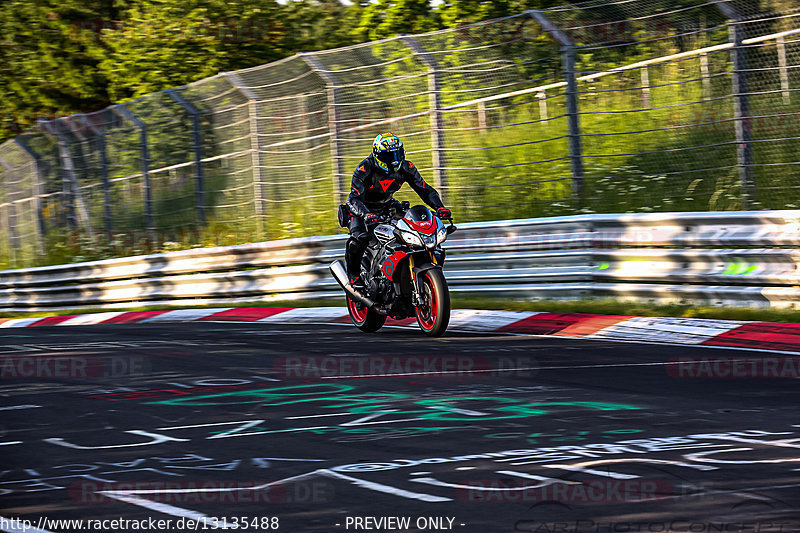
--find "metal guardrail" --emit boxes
[2,210,800,312]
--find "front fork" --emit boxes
[409,254,419,306]
[409,251,439,306]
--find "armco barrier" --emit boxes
[2,210,800,312]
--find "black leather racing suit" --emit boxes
[345,154,445,278]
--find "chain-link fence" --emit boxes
[1,0,799,269]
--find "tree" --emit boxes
[353,0,442,42]
[95,0,289,101]
[0,0,587,143]
[437,0,515,28]
[0,0,123,141]
[281,0,363,53]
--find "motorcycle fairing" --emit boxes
[406,219,436,234]
[382,250,408,281]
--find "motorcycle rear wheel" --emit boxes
[415,268,450,337]
[347,295,386,333]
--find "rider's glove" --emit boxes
[436,207,452,219]
[364,212,378,224]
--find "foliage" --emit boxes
[3,0,800,270]
[0,0,121,140]
[97,0,292,101]
[0,0,365,142]
[1,0,579,143]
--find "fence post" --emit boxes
[113,104,154,234]
[300,54,346,205]
[529,10,584,205]
[37,119,74,230]
[73,113,113,233]
[225,72,266,234]
[716,1,755,208]
[301,94,314,181]
[477,101,488,132]
[0,155,19,264]
[537,91,548,120]
[401,36,448,191]
[700,53,712,97]
[640,66,651,108]
[13,138,47,254]
[38,119,93,232]
[166,89,206,226]
[777,35,790,105]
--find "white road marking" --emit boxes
[0,441,22,446]
[0,405,41,411]
[157,420,263,431]
[285,412,355,419]
[341,417,421,427]
[685,447,800,465]
[205,420,267,440]
[100,492,236,527]
[412,475,562,491]
[339,410,397,427]
[255,457,325,462]
[0,318,46,328]
[542,458,718,476]
[424,405,488,416]
[258,308,348,322]
[703,435,800,449]
[505,331,800,356]
[496,470,580,485]
[108,470,323,495]
[57,312,126,326]
[101,472,332,524]
[447,310,539,332]
[498,444,733,466]
[541,464,639,479]
[45,430,189,450]
[320,470,451,502]
[140,309,226,322]
[214,425,331,438]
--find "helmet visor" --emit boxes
[375,146,405,170]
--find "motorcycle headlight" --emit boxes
[423,231,438,249]
[436,226,447,245]
[401,231,424,247]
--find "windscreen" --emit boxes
[403,205,433,222]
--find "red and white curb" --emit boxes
[1,307,800,353]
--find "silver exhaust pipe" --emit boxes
[329,260,381,311]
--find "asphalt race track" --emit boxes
[1,321,798,532]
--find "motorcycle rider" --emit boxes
[346,132,452,287]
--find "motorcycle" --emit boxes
[330,203,457,337]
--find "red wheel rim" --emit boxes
[416,273,437,330]
[348,296,368,323]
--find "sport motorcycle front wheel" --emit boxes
[415,268,450,337]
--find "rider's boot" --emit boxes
[345,239,367,292]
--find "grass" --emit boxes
[4,296,800,323]
[4,29,800,271]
